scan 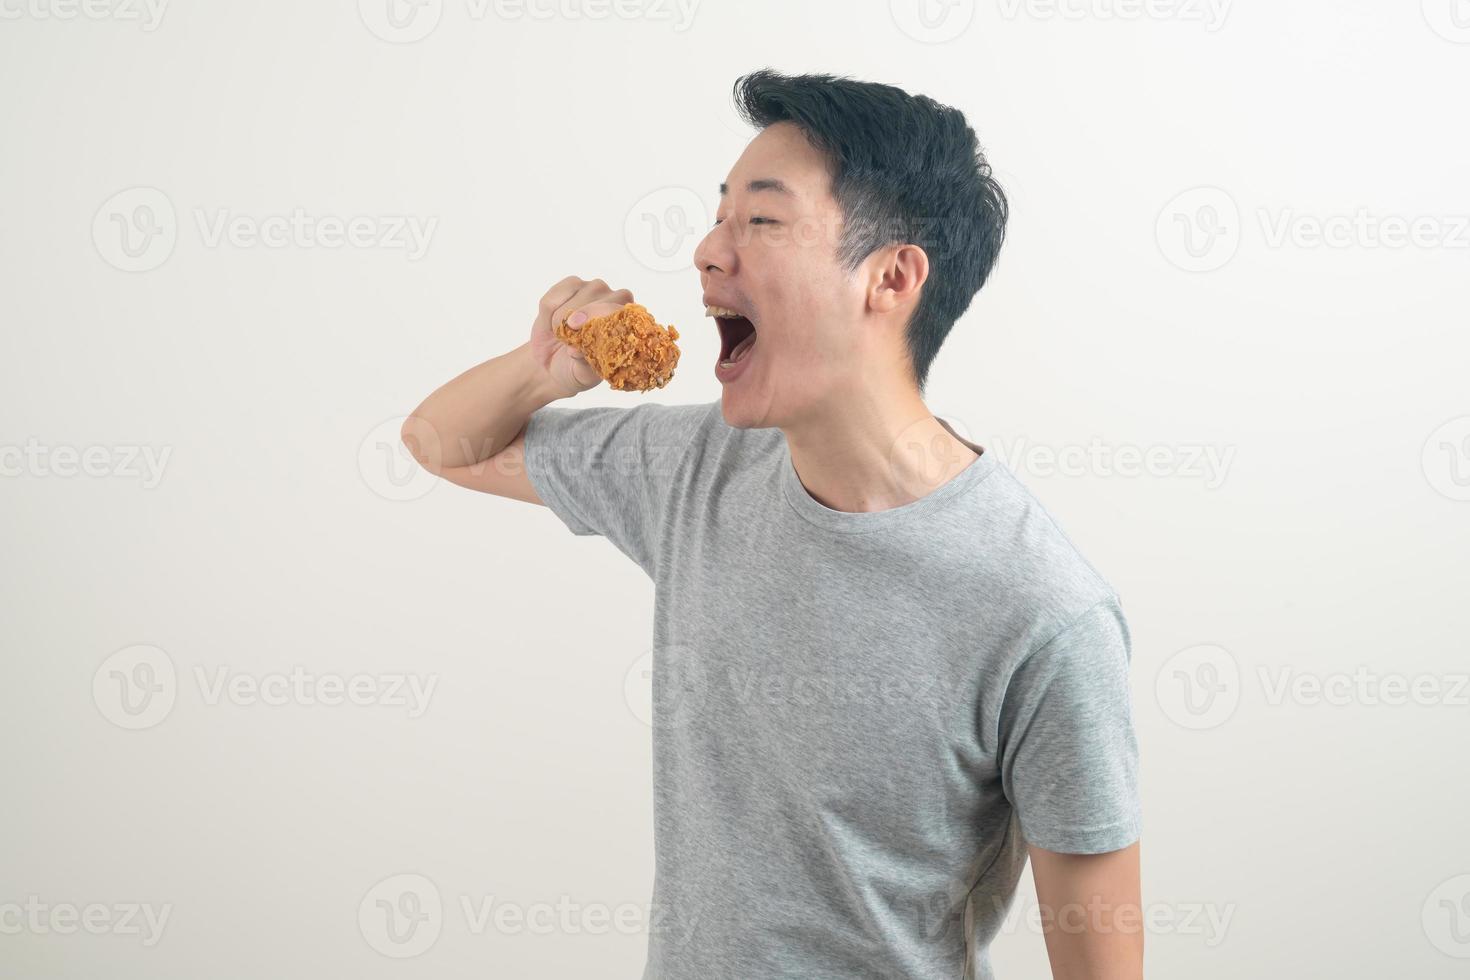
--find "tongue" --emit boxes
[727,332,756,363]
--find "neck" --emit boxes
[781,372,981,515]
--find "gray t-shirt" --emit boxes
[523,399,1141,980]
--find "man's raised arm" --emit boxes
[399,276,633,500]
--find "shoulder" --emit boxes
[677,400,787,468]
[526,398,720,452]
[956,460,1125,655]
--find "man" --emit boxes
[404,69,1143,980]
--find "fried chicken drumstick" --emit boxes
[555,302,681,392]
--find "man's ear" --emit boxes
[868,243,930,315]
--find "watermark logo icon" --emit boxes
[359,873,443,957]
[1423,874,1470,957]
[1155,643,1240,730]
[624,187,707,273]
[360,416,439,502]
[889,0,975,43]
[359,0,443,43]
[93,645,177,730]
[1156,186,1240,272]
[1423,0,1470,43]
[887,412,979,500]
[93,187,177,272]
[1422,416,1470,502]
[624,643,706,730]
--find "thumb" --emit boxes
[568,348,601,389]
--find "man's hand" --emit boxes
[402,275,637,502]
[530,276,637,400]
[1028,841,1143,980]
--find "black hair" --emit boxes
[732,69,1008,392]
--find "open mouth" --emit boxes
[707,305,757,367]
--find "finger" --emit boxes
[535,276,587,335]
[559,299,632,333]
[570,352,601,389]
[550,279,611,334]
[553,342,600,390]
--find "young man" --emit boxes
[405,70,1143,980]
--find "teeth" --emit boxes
[705,305,746,319]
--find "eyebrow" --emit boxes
[718,178,794,196]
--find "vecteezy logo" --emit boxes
[1423,0,1470,43]
[358,0,443,43]
[888,0,975,43]
[359,873,443,957]
[1154,643,1240,730]
[1423,874,1470,957]
[624,642,707,730]
[624,187,708,273]
[93,645,178,730]
[887,412,979,501]
[1155,186,1240,272]
[359,416,439,502]
[92,187,177,272]
[1422,416,1470,502]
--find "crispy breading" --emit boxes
[555,302,681,392]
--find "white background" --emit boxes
[2,1,1468,977]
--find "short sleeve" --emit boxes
[522,400,708,576]
[997,596,1142,854]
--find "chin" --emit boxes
[719,392,756,429]
[719,385,778,430]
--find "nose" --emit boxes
[693,221,736,283]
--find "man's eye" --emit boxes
[711,215,777,228]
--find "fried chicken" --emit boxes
[555,302,681,392]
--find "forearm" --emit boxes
[403,341,563,472]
